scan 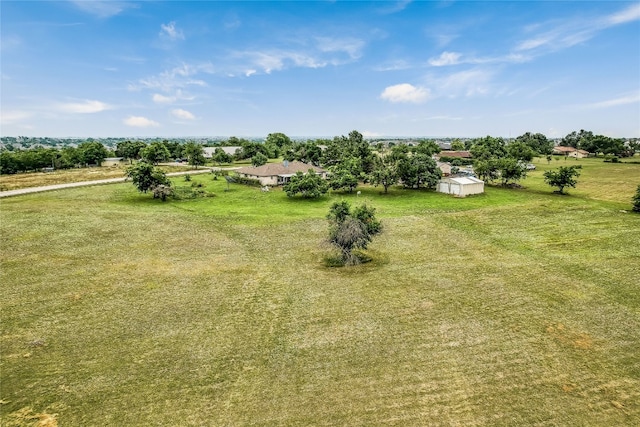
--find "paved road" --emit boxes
[0,168,220,199]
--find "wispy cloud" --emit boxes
[160,22,185,41]
[380,83,430,103]
[57,99,111,113]
[171,108,196,120]
[516,3,640,54]
[429,51,462,66]
[130,63,214,92]
[69,1,137,18]
[583,92,640,110]
[0,110,32,125]
[377,0,412,15]
[124,116,159,127]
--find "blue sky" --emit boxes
[1,1,639,138]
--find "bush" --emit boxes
[633,185,640,213]
[232,175,262,187]
[604,155,620,163]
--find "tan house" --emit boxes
[552,146,590,158]
[437,176,485,197]
[436,161,452,176]
[236,161,327,186]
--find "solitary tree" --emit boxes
[543,165,581,194]
[632,185,640,213]
[327,201,382,265]
[126,161,171,196]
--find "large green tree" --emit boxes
[515,132,553,156]
[369,155,398,193]
[141,142,171,165]
[397,153,441,189]
[126,161,171,194]
[543,165,581,194]
[78,141,109,166]
[183,142,206,168]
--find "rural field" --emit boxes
[1,158,639,426]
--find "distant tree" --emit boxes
[497,157,526,186]
[78,141,109,166]
[116,140,146,163]
[413,140,441,156]
[283,170,329,198]
[329,157,361,193]
[183,142,206,168]
[632,185,640,213]
[369,155,398,193]
[163,140,183,159]
[212,148,234,165]
[470,136,507,160]
[543,165,582,194]
[141,142,171,165]
[515,132,553,156]
[473,158,501,183]
[451,139,465,151]
[126,161,171,194]
[397,153,441,189]
[507,141,535,162]
[251,152,268,167]
[327,201,382,266]
[561,130,593,149]
[265,132,292,150]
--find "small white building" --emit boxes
[437,176,484,197]
[203,146,242,158]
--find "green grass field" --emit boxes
[1,158,639,426]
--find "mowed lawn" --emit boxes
[1,159,639,426]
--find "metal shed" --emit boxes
[437,176,484,197]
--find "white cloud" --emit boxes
[57,100,111,113]
[124,116,159,127]
[315,37,365,60]
[0,110,32,125]
[429,51,462,66]
[438,68,494,97]
[160,21,184,41]
[606,3,640,25]
[152,94,175,104]
[171,109,195,120]
[380,83,431,103]
[70,1,137,18]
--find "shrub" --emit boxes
[633,185,640,213]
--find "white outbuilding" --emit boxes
[437,176,484,197]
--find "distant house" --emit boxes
[437,176,484,197]
[102,157,124,167]
[436,161,452,176]
[236,161,327,186]
[552,146,591,158]
[437,150,472,159]
[203,146,242,158]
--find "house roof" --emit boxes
[236,161,325,177]
[443,176,484,185]
[438,150,472,158]
[553,146,576,152]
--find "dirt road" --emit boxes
[0,168,218,199]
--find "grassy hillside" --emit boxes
[1,159,639,426]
